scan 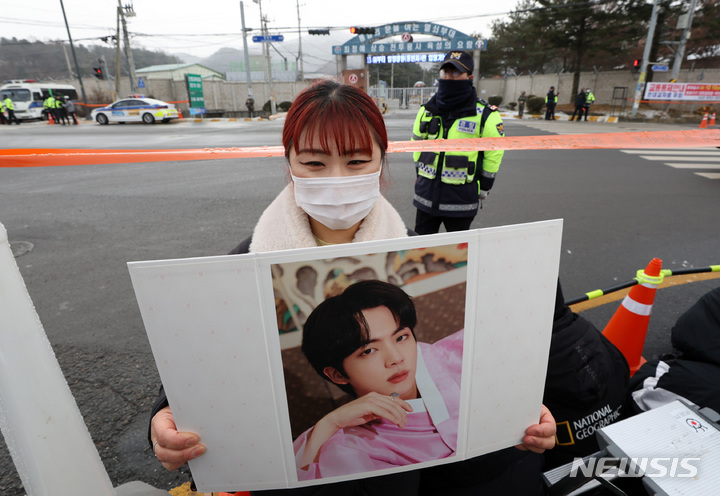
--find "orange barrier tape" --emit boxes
[2,130,719,168]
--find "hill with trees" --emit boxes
[0,37,182,81]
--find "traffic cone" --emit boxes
[47,113,55,125]
[177,109,183,119]
[602,258,663,376]
[699,112,708,128]
[710,113,716,126]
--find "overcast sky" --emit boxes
[3,0,513,61]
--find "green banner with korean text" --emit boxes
[185,74,206,115]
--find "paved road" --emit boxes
[0,114,718,494]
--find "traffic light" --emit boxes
[93,67,104,80]
[350,27,375,35]
[632,59,640,72]
[308,29,330,35]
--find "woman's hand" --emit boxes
[300,392,413,468]
[150,406,206,471]
[516,404,556,454]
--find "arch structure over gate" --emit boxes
[332,22,484,84]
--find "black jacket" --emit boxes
[627,286,720,415]
[542,282,630,469]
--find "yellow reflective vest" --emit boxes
[3,97,14,111]
[411,99,504,217]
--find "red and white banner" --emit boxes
[645,82,720,101]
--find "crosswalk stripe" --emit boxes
[620,149,720,179]
[665,163,720,169]
[621,149,719,155]
[637,156,720,162]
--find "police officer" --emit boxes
[44,94,57,123]
[2,94,21,124]
[583,89,595,121]
[54,95,69,125]
[246,96,255,118]
[545,86,558,120]
[570,88,586,121]
[411,50,504,235]
[0,97,7,125]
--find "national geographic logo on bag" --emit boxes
[555,404,623,446]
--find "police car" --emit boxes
[91,96,179,125]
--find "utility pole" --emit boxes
[296,0,304,81]
[669,0,697,82]
[118,0,138,94]
[60,42,73,79]
[99,56,115,99]
[58,0,89,118]
[632,0,660,116]
[115,8,122,96]
[254,0,276,115]
[240,1,253,98]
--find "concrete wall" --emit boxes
[57,76,312,116]
[476,68,720,114]
[55,67,720,117]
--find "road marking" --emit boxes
[620,148,720,178]
[636,156,720,162]
[621,149,719,155]
[663,163,720,169]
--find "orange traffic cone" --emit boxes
[47,113,55,125]
[178,109,183,119]
[710,113,716,126]
[602,258,663,376]
[699,112,708,128]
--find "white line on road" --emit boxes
[637,156,720,162]
[664,163,720,169]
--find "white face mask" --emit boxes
[291,169,381,230]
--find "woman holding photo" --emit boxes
[148,80,556,495]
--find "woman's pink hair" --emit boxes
[282,80,388,159]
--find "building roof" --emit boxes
[137,63,224,77]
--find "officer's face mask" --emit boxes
[435,78,474,111]
[291,168,381,230]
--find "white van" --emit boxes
[0,80,79,120]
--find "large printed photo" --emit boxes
[270,244,468,480]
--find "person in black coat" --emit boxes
[570,89,587,122]
[542,281,630,469]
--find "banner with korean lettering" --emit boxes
[185,73,206,111]
[645,82,720,101]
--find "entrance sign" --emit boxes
[334,22,478,55]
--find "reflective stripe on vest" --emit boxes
[413,194,478,212]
